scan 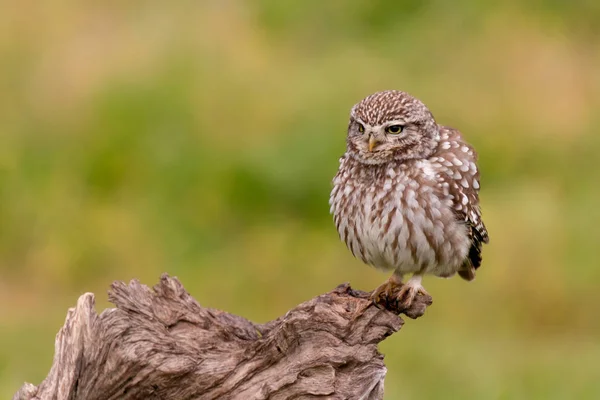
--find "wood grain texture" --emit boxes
[13,274,432,400]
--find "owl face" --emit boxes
[346,90,440,165]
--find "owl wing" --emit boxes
[432,127,489,281]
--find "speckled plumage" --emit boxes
[329,90,489,308]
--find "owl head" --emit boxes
[346,90,440,165]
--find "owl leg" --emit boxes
[395,273,430,309]
[370,270,403,306]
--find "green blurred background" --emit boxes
[2,1,600,399]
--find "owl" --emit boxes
[329,90,489,310]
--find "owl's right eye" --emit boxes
[357,123,365,133]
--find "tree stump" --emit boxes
[12,274,432,400]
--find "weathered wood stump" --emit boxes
[13,274,432,400]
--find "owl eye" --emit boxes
[385,125,404,134]
[357,123,365,133]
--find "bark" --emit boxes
[13,274,432,400]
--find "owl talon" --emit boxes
[369,285,387,306]
[371,300,384,310]
[369,274,403,307]
[395,275,429,310]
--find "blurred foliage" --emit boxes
[1,1,600,398]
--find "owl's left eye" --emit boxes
[385,125,404,134]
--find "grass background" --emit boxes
[1,1,600,398]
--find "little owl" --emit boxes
[330,90,489,310]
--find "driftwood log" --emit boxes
[13,274,432,400]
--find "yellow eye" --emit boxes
[385,125,404,134]
[357,123,365,133]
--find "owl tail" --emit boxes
[460,235,483,281]
[458,265,476,281]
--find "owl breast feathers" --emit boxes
[330,90,489,282]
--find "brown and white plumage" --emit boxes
[329,90,489,309]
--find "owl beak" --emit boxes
[368,135,378,152]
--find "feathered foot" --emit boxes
[395,274,429,310]
[370,272,403,307]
